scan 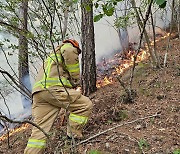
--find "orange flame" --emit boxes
[103,76,112,84]
[0,33,170,141]
[96,49,149,88]
[0,124,29,141]
[150,33,170,46]
[97,33,169,88]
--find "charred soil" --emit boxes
[0,36,179,154]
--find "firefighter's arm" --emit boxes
[61,43,80,87]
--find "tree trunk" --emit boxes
[150,10,160,68]
[174,0,180,38]
[119,27,130,53]
[179,0,180,38]
[18,0,32,108]
[120,0,130,55]
[81,0,97,96]
[115,1,130,57]
[163,0,175,67]
[62,0,70,40]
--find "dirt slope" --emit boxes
[0,36,179,154]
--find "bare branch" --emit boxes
[77,112,160,145]
[40,0,77,151]
[0,20,23,32]
[0,69,31,99]
[129,0,154,90]
[0,115,49,139]
[0,92,11,118]
[117,76,133,102]
[150,10,160,68]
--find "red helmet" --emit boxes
[63,39,81,53]
[63,39,79,48]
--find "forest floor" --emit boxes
[0,34,179,154]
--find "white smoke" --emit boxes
[94,2,172,62]
[0,33,32,126]
[94,17,121,61]
[0,2,172,118]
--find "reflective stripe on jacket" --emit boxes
[32,43,80,94]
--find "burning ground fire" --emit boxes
[96,33,170,87]
[0,123,29,141]
[0,33,170,142]
[96,48,149,88]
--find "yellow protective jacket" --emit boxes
[32,43,80,94]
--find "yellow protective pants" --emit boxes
[24,86,92,154]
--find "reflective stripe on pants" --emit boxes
[24,87,92,154]
[69,113,88,125]
[27,139,46,148]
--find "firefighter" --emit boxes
[24,39,93,154]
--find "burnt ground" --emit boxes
[0,36,179,154]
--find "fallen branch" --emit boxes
[77,112,160,145]
[0,115,49,139]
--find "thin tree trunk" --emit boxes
[121,0,130,53]
[81,0,97,96]
[164,0,175,67]
[115,11,127,56]
[150,10,160,68]
[131,0,157,67]
[129,0,154,91]
[115,1,130,57]
[18,0,32,108]
[62,0,70,40]
[178,0,180,38]
[119,28,129,55]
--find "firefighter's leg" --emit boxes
[42,87,93,139]
[24,91,59,154]
[67,94,93,138]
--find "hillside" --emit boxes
[0,35,179,154]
